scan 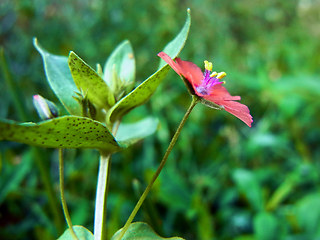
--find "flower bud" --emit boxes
[33,95,58,120]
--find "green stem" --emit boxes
[117,96,200,240]
[94,121,119,240]
[59,149,79,240]
[94,153,112,240]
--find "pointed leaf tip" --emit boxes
[68,51,115,109]
[33,39,82,115]
[107,11,191,123]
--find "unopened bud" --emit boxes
[33,95,58,120]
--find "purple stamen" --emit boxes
[196,70,224,96]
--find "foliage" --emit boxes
[1,0,320,240]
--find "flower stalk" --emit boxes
[59,148,79,240]
[116,95,200,240]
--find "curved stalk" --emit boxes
[117,96,200,239]
[59,148,79,240]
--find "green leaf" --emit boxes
[111,222,185,240]
[253,212,279,240]
[116,117,158,146]
[158,9,191,69]
[107,9,191,123]
[295,193,320,235]
[68,51,115,109]
[103,40,135,94]
[58,226,93,240]
[232,169,264,211]
[0,116,122,152]
[33,38,81,116]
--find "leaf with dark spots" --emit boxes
[0,116,122,153]
[68,51,115,109]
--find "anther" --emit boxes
[217,72,226,79]
[204,60,213,71]
[210,71,218,77]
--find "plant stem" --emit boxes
[94,153,111,240]
[59,148,79,240]
[117,95,200,240]
[94,121,119,240]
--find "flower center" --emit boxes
[195,60,226,96]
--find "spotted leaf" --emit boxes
[0,116,122,153]
[68,52,115,109]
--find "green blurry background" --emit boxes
[1,0,320,239]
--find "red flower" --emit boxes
[158,52,253,127]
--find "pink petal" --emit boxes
[158,52,203,88]
[175,58,203,87]
[158,52,182,75]
[215,100,253,127]
[205,85,241,101]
